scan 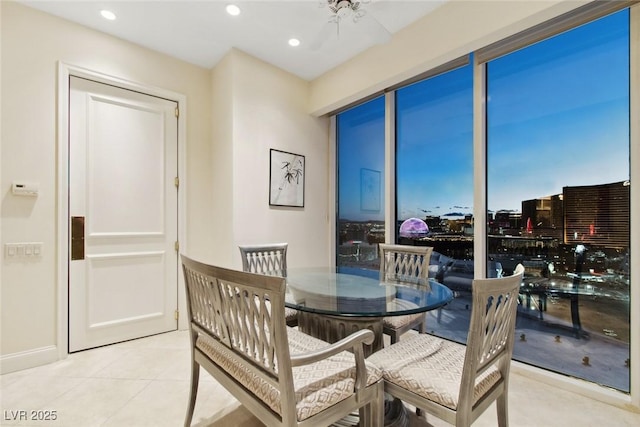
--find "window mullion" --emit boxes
[473,56,487,279]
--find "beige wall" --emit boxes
[207,53,236,267]
[0,2,212,365]
[309,0,589,115]
[1,2,330,372]
[208,49,330,269]
[229,50,330,268]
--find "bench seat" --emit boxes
[181,255,384,427]
[197,327,382,421]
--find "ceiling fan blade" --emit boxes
[359,8,392,44]
[308,19,338,51]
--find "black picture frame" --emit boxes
[269,149,305,207]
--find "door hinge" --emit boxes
[175,107,179,118]
[174,310,179,320]
[174,176,179,188]
[174,241,179,252]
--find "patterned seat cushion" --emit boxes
[367,334,501,410]
[383,299,423,329]
[197,327,382,422]
[284,307,298,323]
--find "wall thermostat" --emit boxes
[12,181,39,196]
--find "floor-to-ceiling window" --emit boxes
[396,63,473,254]
[334,4,634,394]
[336,96,385,275]
[395,63,478,342]
[486,9,630,391]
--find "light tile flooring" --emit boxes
[1,330,639,426]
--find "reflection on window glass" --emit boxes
[396,61,475,272]
[487,10,630,392]
[336,97,385,275]
[395,63,477,345]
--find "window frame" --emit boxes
[332,0,639,408]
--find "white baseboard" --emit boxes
[0,346,59,374]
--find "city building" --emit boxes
[564,180,630,248]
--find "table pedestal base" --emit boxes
[297,311,384,357]
[383,396,410,427]
[330,395,409,427]
[297,312,409,427]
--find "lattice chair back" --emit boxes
[181,255,384,427]
[457,263,524,416]
[182,258,229,345]
[239,243,288,277]
[377,244,434,344]
[181,255,297,420]
[379,244,432,288]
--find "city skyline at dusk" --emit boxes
[335,6,632,395]
[338,10,629,224]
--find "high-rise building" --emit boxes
[521,194,564,240]
[563,181,630,249]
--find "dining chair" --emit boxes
[378,244,433,344]
[181,255,384,427]
[368,264,525,427]
[238,243,298,327]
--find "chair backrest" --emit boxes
[239,243,288,277]
[181,255,296,418]
[458,263,524,411]
[379,244,433,286]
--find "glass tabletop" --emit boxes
[285,267,454,317]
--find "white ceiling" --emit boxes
[19,0,446,81]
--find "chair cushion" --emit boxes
[283,292,298,323]
[383,299,423,329]
[367,334,501,411]
[197,327,382,422]
[285,306,298,322]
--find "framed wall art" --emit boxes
[269,149,305,207]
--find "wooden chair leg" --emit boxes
[371,384,384,427]
[496,390,509,427]
[390,331,399,345]
[184,361,200,427]
[359,404,368,426]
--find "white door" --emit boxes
[69,76,178,352]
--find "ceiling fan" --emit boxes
[327,0,368,24]
[309,0,392,50]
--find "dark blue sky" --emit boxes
[487,9,629,212]
[338,9,629,222]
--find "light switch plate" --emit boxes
[4,242,43,258]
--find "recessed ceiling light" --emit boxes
[288,38,301,47]
[100,10,116,21]
[226,4,241,16]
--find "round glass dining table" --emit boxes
[285,267,454,355]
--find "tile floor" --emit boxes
[1,330,639,426]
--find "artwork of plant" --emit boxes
[270,149,305,207]
[280,158,304,186]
